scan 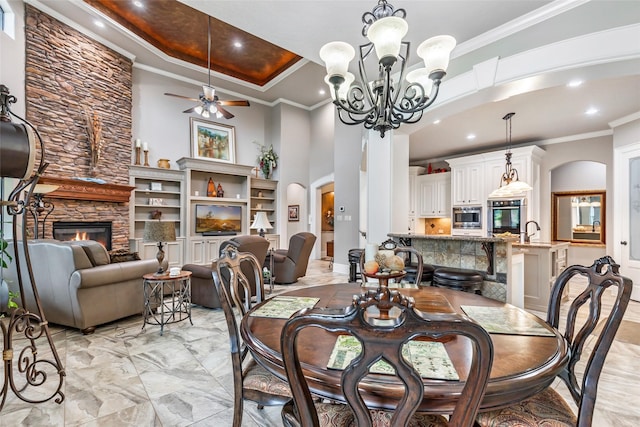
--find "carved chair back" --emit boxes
[280,290,494,427]
[546,255,632,426]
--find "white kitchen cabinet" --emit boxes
[449,161,484,206]
[417,172,451,217]
[408,166,425,217]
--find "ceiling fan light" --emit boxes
[417,35,456,75]
[208,103,218,114]
[201,109,210,118]
[319,41,355,78]
[203,85,215,100]
[194,105,203,115]
[325,72,354,100]
[406,68,434,98]
[215,111,223,119]
[367,16,408,62]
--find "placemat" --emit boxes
[249,296,320,319]
[327,335,459,380]
[461,305,555,336]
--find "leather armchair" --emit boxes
[268,232,316,284]
[182,235,270,308]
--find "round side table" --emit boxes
[142,270,192,335]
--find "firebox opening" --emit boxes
[53,221,112,251]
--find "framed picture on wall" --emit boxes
[190,118,236,164]
[288,205,300,222]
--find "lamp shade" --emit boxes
[417,35,457,75]
[367,16,408,61]
[325,72,355,101]
[33,184,59,195]
[143,221,176,243]
[319,41,355,78]
[250,212,273,231]
[406,68,434,99]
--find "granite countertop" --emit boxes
[512,241,571,249]
[388,233,504,243]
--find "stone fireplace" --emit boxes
[53,221,113,251]
[24,6,134,250]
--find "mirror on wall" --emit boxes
[552,190,605,245]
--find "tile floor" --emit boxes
[1,259,639,426]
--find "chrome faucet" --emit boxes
[524,220,541,243]
[592,220,601,232]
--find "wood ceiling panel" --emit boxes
[84,0,302,86]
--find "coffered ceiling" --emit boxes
[29,0,640,163]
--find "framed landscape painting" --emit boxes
[190,118,236,164]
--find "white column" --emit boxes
[365,130,409,245]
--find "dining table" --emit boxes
[240,282,569,415]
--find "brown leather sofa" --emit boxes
[268,232,316,284]
[6,239,158,333]
[182,235,270,309]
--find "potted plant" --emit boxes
[1,232,19,314]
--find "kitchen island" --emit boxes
[512,241,570,312]
[388,233,518,306]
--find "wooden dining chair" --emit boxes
[280,288,494,427]
[213,245,291,427]
[476,255,632,427]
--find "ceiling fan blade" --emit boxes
[218,100,250,107]
[216,105,235,119]
[182,106,199,114]
[165,92,199,102]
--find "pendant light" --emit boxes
[488,113,532,198]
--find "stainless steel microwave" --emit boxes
[452,206,482,230]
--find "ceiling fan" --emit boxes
[164,16,249,119]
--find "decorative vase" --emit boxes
[261,164,271,179]
[207,178,216,197]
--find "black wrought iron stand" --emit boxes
[0,85,65,411]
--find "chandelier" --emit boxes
[488,112,532,198]
[319,0,456,137]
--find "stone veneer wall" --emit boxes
[24,5,133,249]
[409,238,509,302]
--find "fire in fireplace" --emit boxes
[53,221,112,251]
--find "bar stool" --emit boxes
[348,248,363,282]
[432,267,483,294]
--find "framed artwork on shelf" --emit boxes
[288,205,299,222]
[190,118,236,164]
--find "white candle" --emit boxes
[135,139,141,147]
[365,243,378,262]
[143,142,148,151]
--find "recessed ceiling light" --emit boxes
[319,89,326,95]
[466,133,476,140]
[94,20,105,28]
[433,119,441,125]
[133,0,144,7]
[233,41,243,48]
[585,107,599,115]
[567,79,583,88]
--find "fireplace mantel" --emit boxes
[38,176,134,203]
